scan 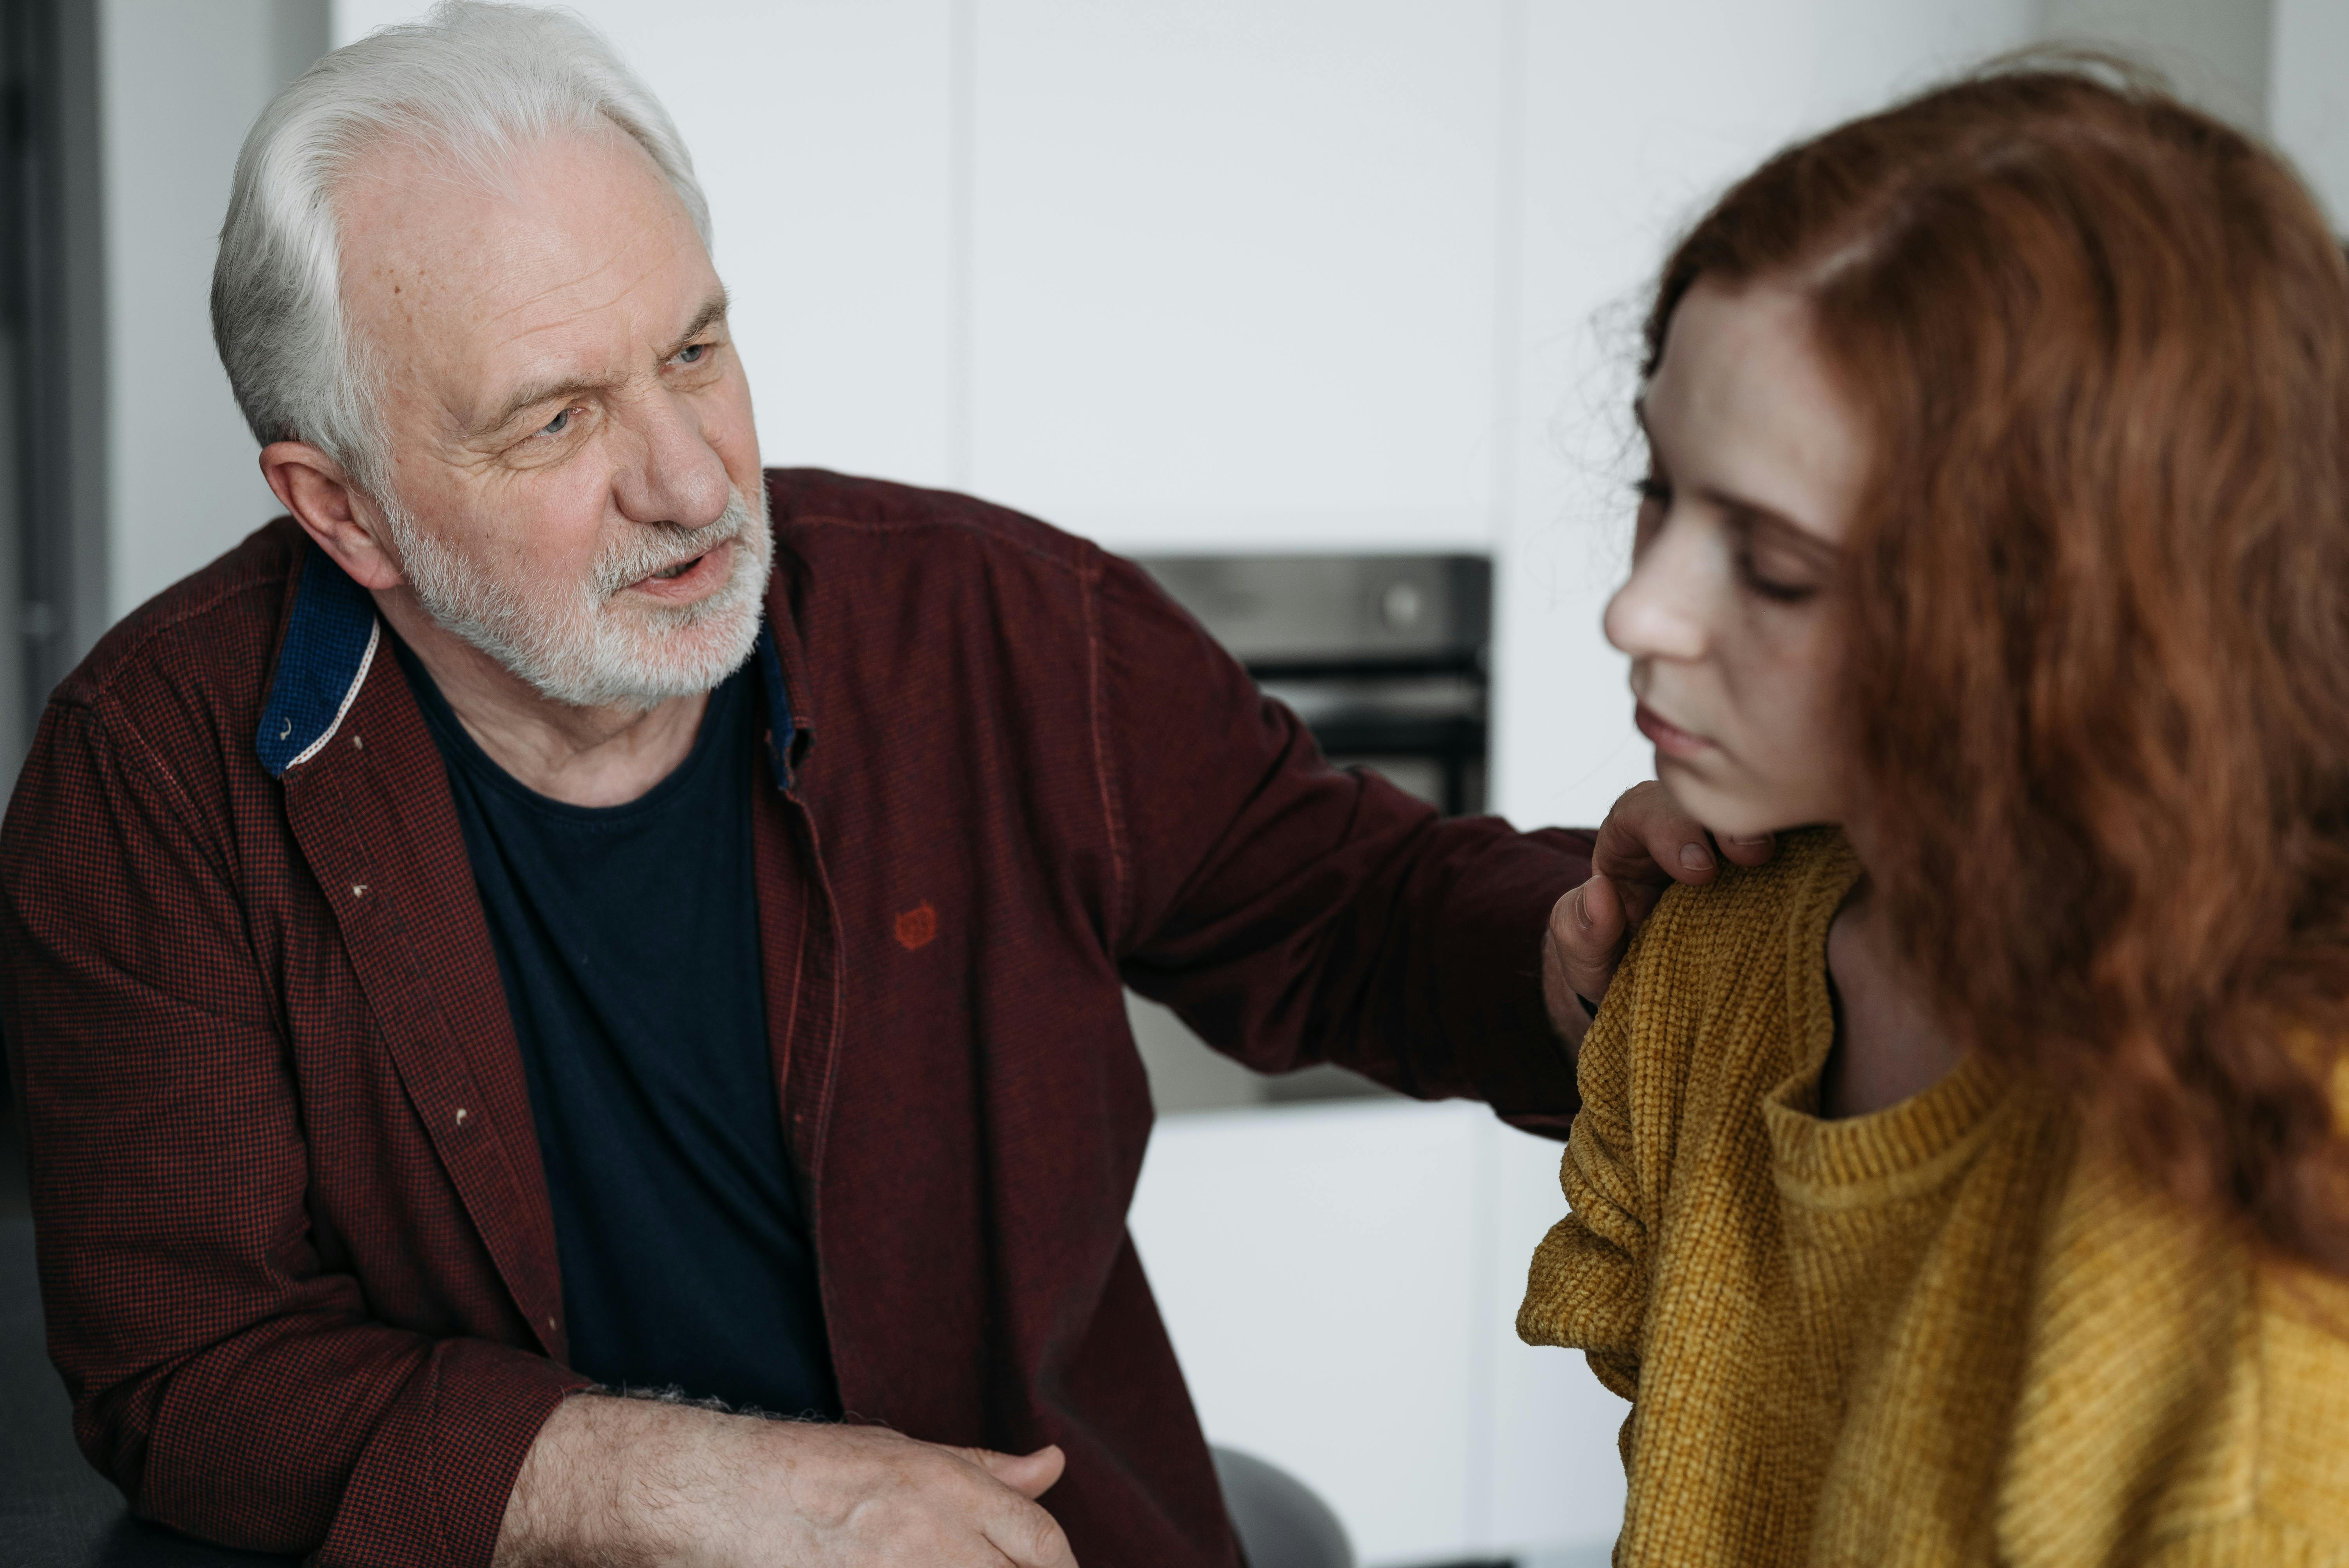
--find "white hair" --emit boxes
[210,2,711,495]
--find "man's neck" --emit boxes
[373,586,709,808]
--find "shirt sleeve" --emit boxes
[0,698,584,1566]
[1514,908,1659,1403]
[1090,550,1592,1136]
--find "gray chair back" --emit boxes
[1212,1445,1355,1568]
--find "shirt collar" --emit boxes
[258,542,804,787]
[257,545,380,777]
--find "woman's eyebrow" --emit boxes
[1707,491,1843,563]
[1632,396,1838,559]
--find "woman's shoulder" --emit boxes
[1630,824,1859,980]
[2002,1128,2349,1559]
[2242,1260,2349,1547]
[1577,825,1858,1108]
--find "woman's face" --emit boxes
[1604,278,1870,840]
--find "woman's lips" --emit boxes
[1634,701,1715,759]
[626,537,734,602]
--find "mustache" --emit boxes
[591,490,760,599]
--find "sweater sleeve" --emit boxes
[1515,910,1666,1402]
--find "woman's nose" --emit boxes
[1604,517,1712,663]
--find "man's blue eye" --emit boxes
[677,343,706,364]
[541,409,571,437]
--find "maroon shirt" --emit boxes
[0,470,1590,1567]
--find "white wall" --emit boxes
[2271,0,2349,225]
[2040,0,2272,130]
[99,0,326,620]
[966,0,1513,552]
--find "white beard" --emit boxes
[383,484,773,711]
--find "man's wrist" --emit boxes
[496,1390,724,1566]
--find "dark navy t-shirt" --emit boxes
[394,637,839,1418]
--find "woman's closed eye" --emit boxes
[1730,510,1832,603]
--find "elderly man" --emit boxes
[0,5,1739,1566]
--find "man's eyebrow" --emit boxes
[663,291,730,360]
[472,371,604,439]
[470,291,733,438]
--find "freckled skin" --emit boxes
[1603,280,1964,1117]
[1603,281,1866,840]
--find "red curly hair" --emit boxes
[1646,66,2349,1271]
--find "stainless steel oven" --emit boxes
[1138,554,1490,817]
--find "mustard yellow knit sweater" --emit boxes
[1518,830,2349,1567]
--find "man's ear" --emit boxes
[258,441,406,592]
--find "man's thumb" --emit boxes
[962,1444,1066,1500]
[1554,872,1631,1010]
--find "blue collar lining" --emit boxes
[257,546,381,778]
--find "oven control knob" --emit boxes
[1379,579,1425,632]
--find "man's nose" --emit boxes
[612,387,731,530]
[1603,515,1712,663]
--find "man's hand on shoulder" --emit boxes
[1541,781,1777,1056]
[495,1392,1077,1567]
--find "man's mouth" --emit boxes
[625,537,735,600]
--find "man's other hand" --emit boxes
[495,1393,1078,1566]
[1541,782,1777,1056]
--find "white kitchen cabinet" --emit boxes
[1129,1098,1628,1565]
[967,0,1514,554]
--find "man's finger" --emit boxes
[1717,830,1775,867]
[981,1492,1080,1568]
[1544,873,1631,1046]
[1590,781,1721,888]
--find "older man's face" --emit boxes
[337,123,767,708]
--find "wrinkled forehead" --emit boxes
[333,121,714,403]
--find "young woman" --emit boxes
[1518,68,2349,1565]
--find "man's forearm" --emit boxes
[492,1392,1078,1568]
[495,1393,731,1567]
